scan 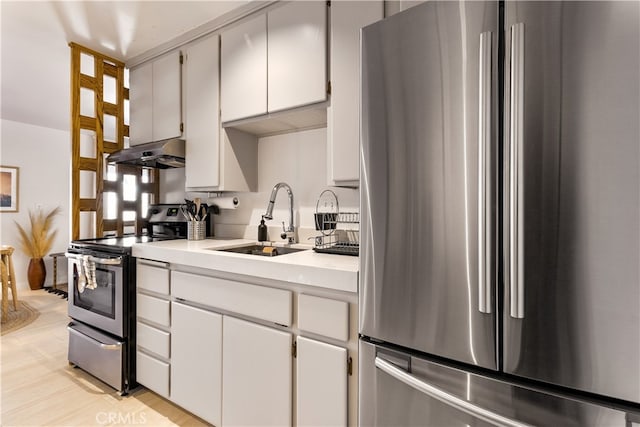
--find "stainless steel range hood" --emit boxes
[106,138,185,169]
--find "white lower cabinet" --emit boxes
[137,322,170,359]
[137,260,170,295]
[137,294,170,327]
[136,260,357,427]
[296,336,348,427]
[136,351,170,398]
[222,315,292,427]
[171,301,222,426]
[136,260,172,399]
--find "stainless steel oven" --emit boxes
[67,251,124,337]
[65,242,135,394]
[65,204,191,395]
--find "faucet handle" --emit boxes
[280,222,296,243]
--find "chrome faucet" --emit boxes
[263,182,296,243]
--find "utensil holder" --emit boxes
[187,221,206,240]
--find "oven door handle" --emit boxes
[65,252,123,266]
[67,326,123,350]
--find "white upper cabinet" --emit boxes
[267,1,327,113]
[220,2,327,126]
[184,34,220,189]
[129,50,182,146]
[185,34,258,192]
[328,0,383,186]
[220,14,268,123]
[152,50,182,141]
[128,61,153,145]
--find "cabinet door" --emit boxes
[136,350,169,397]
[152,50,182,141]
[137,260,170,295]
[296,336,348,427]
[222,316,292,427]
[268,1,327,113]
[221,14,267,122]
[137,293,170,327]
[328,1,383,186]
[129,61,153,146]
[171,301,222,426]
[185,34,220,189]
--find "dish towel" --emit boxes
[82,255,97,291]
[77,258,86,293]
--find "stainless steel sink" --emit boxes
[216,244,307,257]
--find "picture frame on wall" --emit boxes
[0,166,19,212]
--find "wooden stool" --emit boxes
[1,245,18,321]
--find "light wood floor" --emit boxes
[1,289,209,426]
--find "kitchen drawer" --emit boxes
[136,350,169,398]
[137,321,170,359]
[68,322,123,392]
[137,293,171,327]
[172,271,292,326]
[298,294,349,342]
[137,260,170,295]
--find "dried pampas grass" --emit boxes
[15,207,61,259]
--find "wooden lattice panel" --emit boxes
[70,43,159,239]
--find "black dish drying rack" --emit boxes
[312,190,360,256]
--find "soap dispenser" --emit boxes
[258,216,268,242]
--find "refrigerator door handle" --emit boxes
[375,357,533,427]
[478,31,493,314]
[509,23,525,319]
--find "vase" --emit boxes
[27,258,46,290]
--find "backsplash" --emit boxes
[160,127,359,243]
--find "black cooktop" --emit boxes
[68,204,189,255]
[69,235,177,254]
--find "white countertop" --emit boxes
[132,238,359,293]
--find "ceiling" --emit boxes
[0,1,257,132]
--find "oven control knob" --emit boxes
[150,208,160,215]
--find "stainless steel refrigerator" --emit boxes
[359,1,640,425]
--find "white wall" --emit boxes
[0,119,70,290]
[160,167,189,204]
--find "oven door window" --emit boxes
[73,263,118,319]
